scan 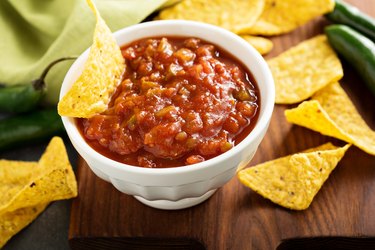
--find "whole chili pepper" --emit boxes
[326,0,375,42]
[0,108,65,151]
[0,57,77,113]
[325,24,375,97]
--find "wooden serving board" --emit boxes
[69,1,375,249]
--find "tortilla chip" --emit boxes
[240,35,273,55]
[0,137,77,214]
[0,203,48,248]
[158,0,265,34]
[238,143,350,210]
[268,35,343,104]
[0,160,39,207]
[58,0,125,118]
[0,137,77,247]
[285,82,375,155]
[242,0,335,35]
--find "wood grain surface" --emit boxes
[69,1,375,249]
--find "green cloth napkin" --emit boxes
[0,0,168,104]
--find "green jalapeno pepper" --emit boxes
[0,108,65,151]
[0,57,77,113]
[325,24,375,96]
[326,0,375,42]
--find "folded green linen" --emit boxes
[0,0,168,104]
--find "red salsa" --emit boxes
[77,37,260,168]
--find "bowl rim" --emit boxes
[60,20,275,176]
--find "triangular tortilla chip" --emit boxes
[0,160,38,208]
[238,143,350,210]
[58,0,125,118]
[268,35,343,104]
[0,137,77,214]
[285,82,375,155]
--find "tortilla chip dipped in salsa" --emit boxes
[285,82,375,155]
[58,0,125,118]
[241,0,335,36]
[268,35,343,104]
[238,143,350,210]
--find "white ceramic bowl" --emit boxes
[60,20,275,210]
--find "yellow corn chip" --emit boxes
[0,161,38,207]
[0,137,77,214]
[285,100,351,141]
[285,82,375,155]
[158,0,265,34]
[0,137,77,247]
[58,0,125,118]
[242,0,335,36]
[268,35,343,104]
[238,143,350,210]
[0,203,48,248]
[240,35,273,55]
